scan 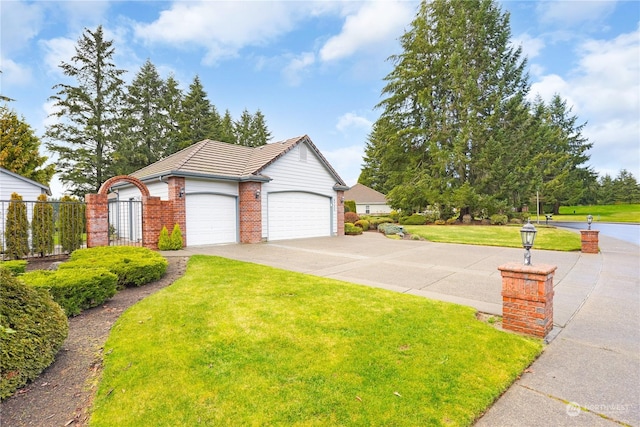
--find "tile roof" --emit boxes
[129,135,346,186]
[344,183,388,204]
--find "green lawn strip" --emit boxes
[556,204,640,223]
[91,256,542,427]
[404,225,581,251]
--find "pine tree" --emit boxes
[234,109,254,147]
[0,106,55,186]
[169,224,183,250]
[45,26,126,197]
[219,109,237,144]
[178,76,219,149]
[162,75,184,156]
[249,109,272,147]
[4,192,29,259]
[32,194,54,257]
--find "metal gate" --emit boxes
[108,198,142,246]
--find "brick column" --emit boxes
[142,196,162,250]
[498,262,557,338]
[580,230,599,254]
[85,193,109,247]
[336,190,345,236]
[239,182,262,243]
[167,177,187,247]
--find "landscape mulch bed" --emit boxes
[1,256,188,427]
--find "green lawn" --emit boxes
[91,256,542,427]
[556,204,640,223]
[404,225,581,251]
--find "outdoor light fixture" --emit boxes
[178,187,185,198]
[255,190,261,199]
[587,214,593,230]
[520,220,537,266]
[340,197,345,204]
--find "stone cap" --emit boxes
[498,262,558,275]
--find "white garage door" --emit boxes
[186,194,237,246]
[268,192,331,241]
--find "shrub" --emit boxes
[378,223,404,236]
[0,260,27,275]
[389,210,399,222]
[0,269,68,399]
[354,219,370,230]
[509,218,523,224]
[400,214,426,225]
[365,216,393,229]
[170,224,183,250]
[344,200,356,214]
[60,246,167,288]
[4,192,29,259]
[434,219,446,225]
[157,226,172,250]
[344,223,362,235]
[59,196,84,253]
[344,211,359,224]
[32,194,54,257]
[21,268,117,317]
[446,217,458,225]
[490,214,509,225]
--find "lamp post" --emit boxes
[520,220,537,265]
[587,214,593,230]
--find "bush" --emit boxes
[344,223,362,235]
[434,219,446,225]
[400,214,427,225]
[4,192,29,260]
[446,217,458,225]
[490,214,509,225]
[378,223,404,236]
[364,216,393,229]
[0,260,27,275]
[170,224,183,250]
[158,226,171,250]
[60,246,167,288]
[344,211,360,224]
[389,210,399,222]
[32,194,54,257]
[509,218,523,224]
[59,195,84,253]
[21,268,117,317]
[0,269,68,399]
[354,219,370,230]
[344,200,356,214]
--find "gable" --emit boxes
[0,168,51,199]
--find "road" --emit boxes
[551,221,640,246]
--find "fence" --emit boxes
[108,198,143,247]
[1,199,86,261]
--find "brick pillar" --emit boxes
[580,230,599,254]
[142,196,162,250]
[337,190,345,236]
[85,193,109,247]
[498,262,557,338]
[167,177,187,246]
[239,182,262,243]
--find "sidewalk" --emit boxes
[163,232,640,426]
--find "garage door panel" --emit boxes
[268,193,330,241]
[186,195,237,245]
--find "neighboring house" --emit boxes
[112,135,348,246]
[343,183,392,215]
[0,167,51,200]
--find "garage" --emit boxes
[186,194,237,245]
[267,192,332,241]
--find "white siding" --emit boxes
[0,171,48,201]
[356,203,392,215]
[260,143,339,239]
[185,179,238,196]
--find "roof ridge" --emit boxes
[175,140,211,170]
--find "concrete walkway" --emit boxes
[162,232,639,426]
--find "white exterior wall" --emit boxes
[0,171,48,201]
[356,203,392,215]
[113,180,168,201]
[185,179,238,196]
[260,143,338,238]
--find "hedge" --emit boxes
[344,223,363,235]
[0,260,27,275]
[61,246,168,288]
[20,268,117,317]
[0,269,68,399]
[399,213,427,225]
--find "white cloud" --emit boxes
[336,112,373,133]
[319,1,414,62]
[511,33,545,60]
[536,1,616,28]
[323,145,365,186]
[0,58,33,87]
[134,1,307,65]
[40,37,77,77]
[282,52,316,86]
[0,1,44,54]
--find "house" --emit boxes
[111,135,348,246]
[0,167,51,200]
[343,183,392,215]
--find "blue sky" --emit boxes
[2,0,639,197]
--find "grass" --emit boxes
[91,256,542,427]
[556,204,640,223]
[404,225,582,251]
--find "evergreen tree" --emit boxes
[162,75,184,155]
[0,106,55,186]
[234,109,272,147]
[45,26,126,197]
[597,174,616,205]
[234,109,254,147]
[613,169,640,203]
[178,76,219,149]
[364,0,530,215]
[32,194,54,257]
[219,109,237,144]
[59,195,84,253]
[249,109,272,147]
[4,192,29,259]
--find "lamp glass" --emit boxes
[520,221,537,248]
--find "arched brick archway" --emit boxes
[86,175,163,249]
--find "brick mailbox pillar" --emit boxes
[580,230,599,254]
[498,263,557,338]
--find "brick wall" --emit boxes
[580,230,599,254]
[499,262,556,338]
[85,193,109,247]
[239,182,262,243]
[337,190,345,236]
